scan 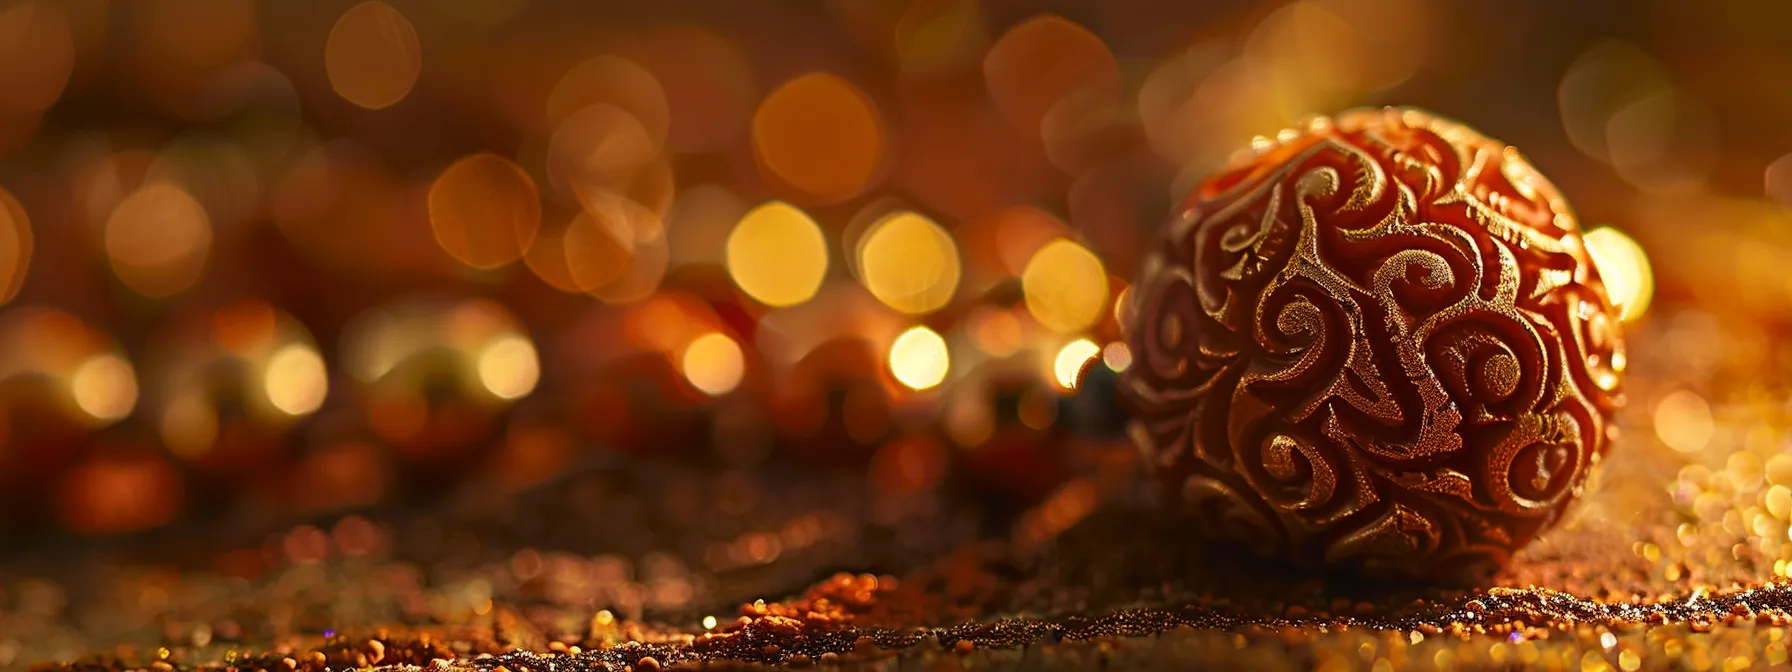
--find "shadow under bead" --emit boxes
[1120,107,1627,581]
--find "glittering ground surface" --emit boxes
[4,310,1785,671]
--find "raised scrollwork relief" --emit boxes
[1122,108,1625,579]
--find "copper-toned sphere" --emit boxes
[1122,107,1626,579]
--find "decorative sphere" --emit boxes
[1121,107,1626,580]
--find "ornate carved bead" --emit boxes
[1121,107,1626,580]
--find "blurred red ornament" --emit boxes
[55,441,183,536]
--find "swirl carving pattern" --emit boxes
[1121,107,1626,579]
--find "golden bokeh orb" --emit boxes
[725,201,829,308]
[324,1,422,110]
[264,343,329,416]
[888,326,949,391]
[1052,338,1101,390]
[477,333,540,401]
[104,183,213,298]
[427,153,542,270]
[70,353,138,422]
[1655,389,1713,454]
[1021,238,1108,334]
[751,73,886,203]
[1583,226,1654,323]
[0,1,73,114]
[858,211,961,315]
[682,332,746,396]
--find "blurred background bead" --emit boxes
[143,299,326,509]
[339,298,537,489]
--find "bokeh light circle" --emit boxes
[547,103,660,201]
[325,0,423,110]
[682,332,745,396]
[751,73,886,203]
[1021,238,1108,333]
[0,186,32,306]
[1053,338,1101,390]
[982,14,1120,134]
[1583,226,1654,323]
[264,343,329,416]
[546,55,670,151]
[477,333,540,400]
[1655,389,1713,454]
[585,194,668,305]
[725,201,828,308]
[858,211,960,315]
[888,326,949,391]
[70,354,137,422]
[104,183,213,298]
[0,1,74,114]
[427,153,542,269]
[562,208,634,292]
